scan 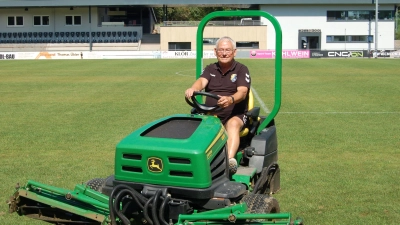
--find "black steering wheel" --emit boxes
[185,91,223,113]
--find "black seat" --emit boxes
[23,32,27,42]
[28,32,32,42]
[133,31,137,37]
[18,32,22,38]
[112,31,116,37]
[107,32,111,37]
[65,32,70,37]
[55,32,59,37]
[70,32,75,37]
[76,32,80,37]
[60,32,64,37]
[8,33,12,38]
[49,32,53,38]
[122,31,127,37]
[127,31,132,37]
[91,32,95,37]
[43,32,48,37]
[117,31,121,37]
[85,32,89,37]
[97,32,101,37]
[102,32,106,37]
[38,32,43,37]
[81,32,85,37]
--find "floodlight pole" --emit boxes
[375,0,378,58]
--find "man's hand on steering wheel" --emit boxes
[217,95,234,108]
[185,91,223,113]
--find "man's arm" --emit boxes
[231,86,248,104]
[217,86,248,108]
[185,77,208,98]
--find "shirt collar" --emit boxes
[214,60,237,74]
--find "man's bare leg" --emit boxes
[225,116,244,173]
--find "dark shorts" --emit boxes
[220,113,248,127]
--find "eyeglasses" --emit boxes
[216,48,234,54]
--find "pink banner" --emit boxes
[250,50,310,59]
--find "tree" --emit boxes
[153,6,238,22]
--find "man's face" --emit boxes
[214,40,236,66]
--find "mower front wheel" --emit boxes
[242,194,280,214]
[86,178,106,193]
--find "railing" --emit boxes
[163,20,262,26]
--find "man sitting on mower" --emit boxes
[185,36,251,174]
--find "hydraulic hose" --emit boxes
[151,190,161,225]
[143,195,155,225]
[109,184,170,225]
[253,162,278,194]
[159,195,171,225]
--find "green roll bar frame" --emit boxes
[195,10,283,134]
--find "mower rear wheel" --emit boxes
[242,194,280,214]
[86,178,106,193]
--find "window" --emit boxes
[237,41,259,49]
[328,10,394,21]
[327,11,346,21]
[348,11,370,20]
[33,16,50,26]
[375,11,394,20]
[66,15,81,26]
[7,16,23,26]
[348,36,367,42]
[168,42,191,51]
[327,35,372,43]
[203,38,218,45]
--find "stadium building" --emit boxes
[0,0,398,54]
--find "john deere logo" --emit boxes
[147,157,163,173]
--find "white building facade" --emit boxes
[260,4,397,51]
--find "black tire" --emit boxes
[86,178,106,193]
[242,194,280,214]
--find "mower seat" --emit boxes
[239,88,260,137]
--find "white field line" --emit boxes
[175,69,194,77]
[251,87,270,114]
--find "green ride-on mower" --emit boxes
[7,11,303,225]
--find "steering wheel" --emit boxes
[185,91,223,113]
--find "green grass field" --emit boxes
[1,58,399,224]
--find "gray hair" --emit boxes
[215,36,236,49]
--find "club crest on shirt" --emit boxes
[231,74,237,82]
[245,73,250,83]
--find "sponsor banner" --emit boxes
[0,52,83,59]
[97,51,161,59]
[0,53,16,60]
[310,50,367,58]
[369,50,398,58]
[250,50,310,59]
[161,51,216,59]
[310,50,326,58]
[389,50,400,58]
